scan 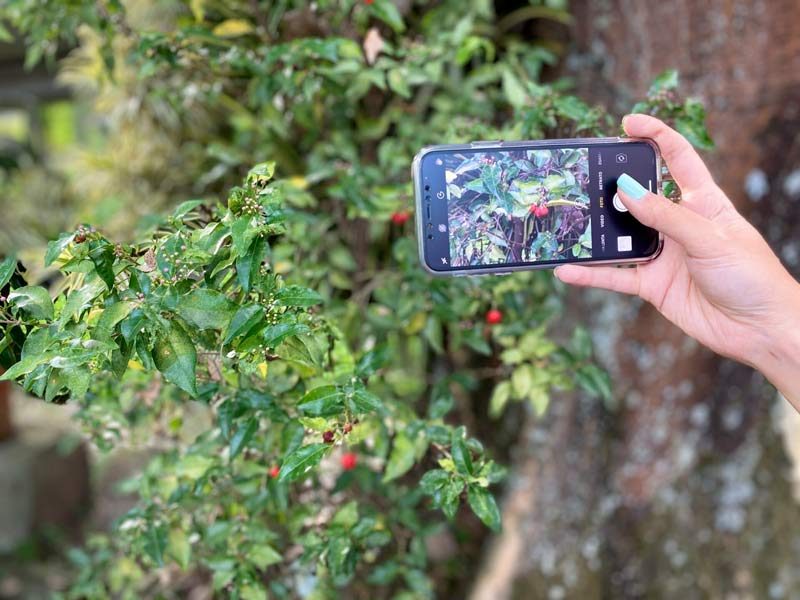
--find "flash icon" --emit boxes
[441,257,448,265]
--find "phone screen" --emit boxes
[418,141,660,272]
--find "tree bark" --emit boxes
[472,1,800,598]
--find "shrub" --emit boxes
[0,1,710,597]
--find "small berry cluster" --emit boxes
[73,224,96,244]
[321,420,358,444]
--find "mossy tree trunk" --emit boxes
[472,1,800,597]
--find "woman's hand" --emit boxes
[555,114,800,406]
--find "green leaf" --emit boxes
[451,429,474,476]
[370,0,406,33]
[152,323,197,397]
[489,381,511,418]
[168,528,192,570]
[229,417,258,459]
[387,69,411,99]
[648,69,679,94]
[230,215,257,257]
[94,301,135,341]
[175,455,214,479]
[0,256,16,290]
[0,353,51,381]
[8,286,54,320]
[278,443,329,482]
[236,235,268,292]
[174,289,236,331]
[144,524,168,567]
[675,113,714,150]
[45,232,75,266]
[332,500,359,529]
[348,387,382,414]
[383,432,416,483]
[467,485,501,531]
[60,276,106,323]
[355,345,389,377]
[249,544,282,570]
[246,161,276,186]
[327,534,355,581]
[240,586,267,600]
[440,479,464,519]
[276,285,322,308]
[172,200,204,219]
[419,469,450,495]
[223,304,264,344]
[298,385,344,416]
[502,69,527,108]
[0,22,13,43]
[576,365,613,404]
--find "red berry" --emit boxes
[344,423,353,434]
[485,308,503,325]
[365,0,374,4]
[74,233,86,243]
[390,211,410,225]
[269,465,280,478]
[323,430,335,443]
[341,452,358,470]
[537,205,549,217]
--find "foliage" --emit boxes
[446,148,591,266]
[0,1,711,597]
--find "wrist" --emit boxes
[751,280,800,405]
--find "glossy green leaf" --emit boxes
[0,256,16,290]
[174,289,236,330]
[467,485,501,531]
[229,417,258,459]
[8,286,54,320]
[152,323,198,397]
[276,285,322,308]
[249,544,282,570]
[383,432,416,482]
[298,385,344,416]
[278,443,329,482]
[451,429,474,476]
[223,304,264,344]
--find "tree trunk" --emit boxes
[472,1,800,597]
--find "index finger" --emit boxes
[622,114,715,196]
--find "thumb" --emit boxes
[616,173,713,256]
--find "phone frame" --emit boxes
[412,137,664,276]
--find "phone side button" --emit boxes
[470,140,503,148]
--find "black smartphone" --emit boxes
[412,138,662,275]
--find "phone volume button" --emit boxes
[470,140,503,148]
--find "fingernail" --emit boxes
[617,173,648,200]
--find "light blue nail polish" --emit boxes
[617,173,648,200]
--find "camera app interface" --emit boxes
[421,142,659,271]
[444,148,591,266]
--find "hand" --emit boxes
[555,114,800,406]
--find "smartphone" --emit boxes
[412,138,663,275]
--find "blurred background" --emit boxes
[1,0,800,598]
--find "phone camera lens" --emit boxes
[427,234,433,240]
[424,184,430,191]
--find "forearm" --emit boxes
[752,284,800,409]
